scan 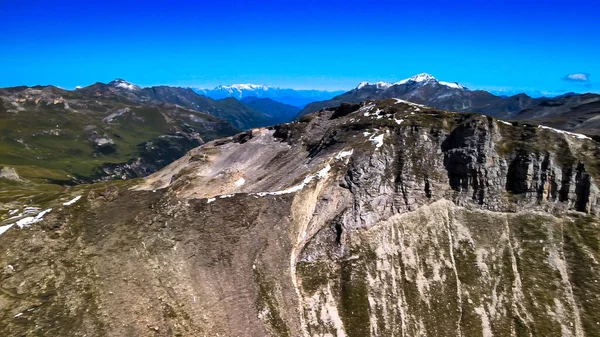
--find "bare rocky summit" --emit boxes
[1,99,599,336]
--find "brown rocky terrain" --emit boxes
[1,99,599,336]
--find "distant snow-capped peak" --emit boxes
[109,79,141,91]
[356,73,466,91]
[396,73,465,90]
[215,84,271,92]
[395,73,437,85]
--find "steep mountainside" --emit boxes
[1,99,599,336]
[241,97,301,124]
[195,84,345,108]
[299,73,541,119]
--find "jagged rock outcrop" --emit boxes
[0,167,25,182]
[1,99,599,336]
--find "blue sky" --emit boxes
[0,0,598,95]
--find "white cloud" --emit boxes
[563,73,590,82]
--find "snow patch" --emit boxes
[1,208,52,236]
[254,163,331,197]
[538,125,591,140]
[335,149,354,160]
[395,118,404,125]
[359,102,377,117]
[393,98,427,109]
[14,208,52,229]
[369,134,385,148]
[439,81,465,89]
[207,198,216,204]
[255,175,314,197]
[317,164,331,179]
[63,195,82,206]
[0,224,14,236]
[498,120,512,126]
[234,177,246,186]
[115,82,139,91]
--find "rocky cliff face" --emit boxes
[1,99,599,336]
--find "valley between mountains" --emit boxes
[1,75,600,336]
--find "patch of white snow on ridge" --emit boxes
[498,120,512,126]
[23,206,41,215]
[0,224,14,236]
[359,102,377,117]
[15,208,52,229]
[393,98,427,109]
[395,118,404,125]
[207,198,216,204]
[356,81,369,90]
[1,208,52,236]
[369,134,385,148]
[538,125,591,140]
[317,164,331,179]
[255,175,315,197]
[234,177,246,186]
[8,209,18,216]
[219,194,234,199]
[439,81,465,89]
[115,82,139,91]
[254,162,333,197]
[63,195,82,206]
[335,149,354,160]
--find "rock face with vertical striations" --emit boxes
[1,99,599,336]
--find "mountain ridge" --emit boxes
[298,74,600,136]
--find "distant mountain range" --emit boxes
[194,84,345,108]
[300,73,536,118]
[299,73,600,136]
[2,75,598,189]
[77,79,288,130]
[0,79,307,184]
